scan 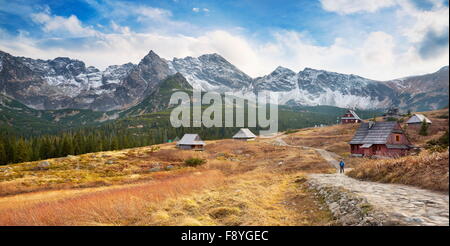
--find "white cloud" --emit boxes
[320,0,396,14]
[192,7,210,13]
[136,6,172,22]
[1,2,448,81]
[31,11,98,37]
[396,0,449,43]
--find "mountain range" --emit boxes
[0,49,448,113]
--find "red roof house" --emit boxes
[340,110,362,124]
[349,121,414,157]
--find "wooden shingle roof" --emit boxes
[349,121,398,144]
[233,128,257,139]
[177,134,205,146]
[406,114,432,124]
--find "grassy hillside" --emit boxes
[0,137,334,225]
[347,150,448,192]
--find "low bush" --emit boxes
[425,130,449,152]
[284,129,299,134]
[184,158,206,167]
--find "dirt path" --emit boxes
[273,137,340,170]
[275,135,450,226]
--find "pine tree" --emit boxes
[111,137,119,150]
[0,141,7,165]
[15,138,31,163]
[419,119,429,136]
[62,135,74,156]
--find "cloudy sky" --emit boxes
[0,0,448,80]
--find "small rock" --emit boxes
[0,167,11,172]
[149,167,161,172]
[38,161,50,168]
[406,217,424,223]
[105,160,115,165]
[165,165,174,170]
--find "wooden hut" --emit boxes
[349,121,414,157]
[176,134,205,150]
[232,128,257,141]
[406,114,432,125]
[340,110,362,124]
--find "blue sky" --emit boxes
[0,0,448,80]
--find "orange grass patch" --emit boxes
[0,170,224,225]
[347,150,449,192]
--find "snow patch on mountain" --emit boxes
[102,63,135,85]
[254,66,298,91]
[168,53,253,92]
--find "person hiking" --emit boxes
[339,159,345,173]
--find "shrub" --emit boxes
[426,130,449,152]
[184,158,206,167]
[284,129,299,134]
[419,119,429,136]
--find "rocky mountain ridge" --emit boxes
[0,49,448,112]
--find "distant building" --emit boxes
[176,134,205,150]
[232,128,257,141]
[340,110,362,124]
[349,121,414,157]
[406,114,432,125]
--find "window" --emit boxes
[395,135,400,142]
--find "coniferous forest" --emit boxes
[0,105,383,165]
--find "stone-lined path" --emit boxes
[274,136,449,226]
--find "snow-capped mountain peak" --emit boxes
[0,49,448,112]
[168,53,252,91]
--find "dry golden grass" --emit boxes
[0,144,209,196]
[347,150,449,192]
[0,170,224,225]
[138,172,333,226]
[0,138,335,226]
[403,109,449,146]
[282,123,360,167]
[1,109,446,225]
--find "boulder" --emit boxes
[149,167,161,172]
[38,161,50,168]
[105,160,115,165]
